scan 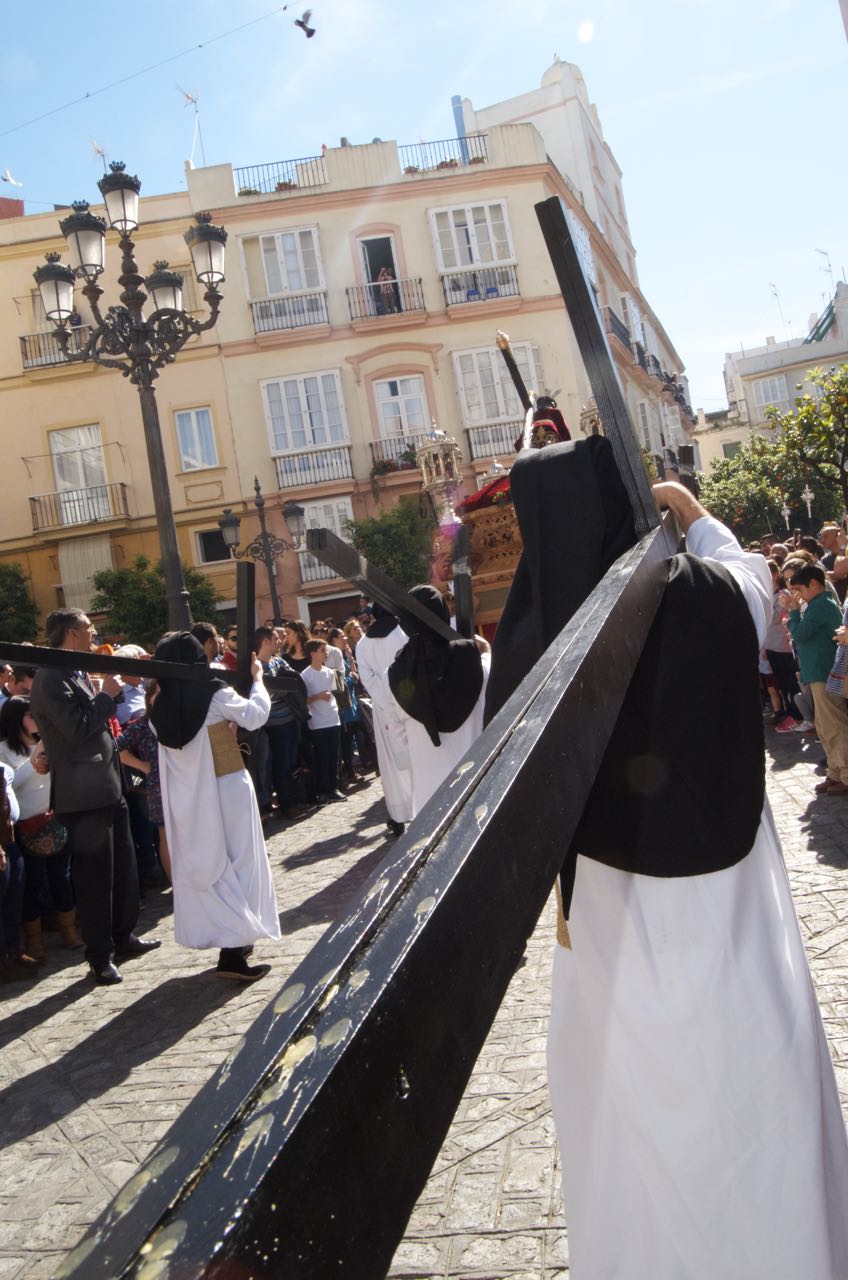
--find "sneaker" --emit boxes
[774,718,799,733]
[790,720,815,733]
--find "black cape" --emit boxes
[485,436,765,915]
[148,632,227,749]
[388,585,483,747]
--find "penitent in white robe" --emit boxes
[395,652,491,818]
[355,626,414,824]
[547,516,848,1280]
[158,681,281,951]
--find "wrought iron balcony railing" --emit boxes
[298,553,344,584]
[20,325,91,370]
[442,264,519,307]
[346,277,425,321]
[369,435,428,472]
[645,353,663,379]
[466,421,522,461]
[235,156,328,196]
[604,307,632,352]
[399,134,488,173]
[633,341,649,372]
[274,446,353,490]
[30,482,129,533]
[251,291,329,333]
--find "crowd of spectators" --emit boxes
[0,604,384,982]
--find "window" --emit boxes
[453,343,544,425]
[722,441,742,460]
[753,375,789,414]
[567,212,597,286]
[620,294,645,347]
[299,496,354,578]
[374,377,428,437]
[175,407,218,471]
[196,529,230,564]
[431,202,513,270]
[261,370,348,453]
[260,228,323,294]
[49,424,110,523]
[638,403,651,451]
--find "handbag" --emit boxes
[16,812,68,858]
[332,668,353,714]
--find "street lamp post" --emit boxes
[33,163,228,631]
[218,478,305,625]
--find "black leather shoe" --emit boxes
[115,935,162,960]
[386,820,405,837]
[89,960,122,985]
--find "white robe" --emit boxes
[355,626,414,824]
[547,516,848,1279]
[394,652,491,818]
[159,682,281,951]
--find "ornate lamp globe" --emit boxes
[97,161,141,233]
[282,500,306,547]
[145,261,184,312]
[59,201,106,281]
[33,252,76,323]
[218,508,242,552]
[184,212,227,285]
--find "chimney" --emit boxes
[0,196,24,220]
[765,336,775,346]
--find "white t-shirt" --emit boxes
[302,664,340,730]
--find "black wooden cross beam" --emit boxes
[57,196,674,1280]
[305,526,460,641]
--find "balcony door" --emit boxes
[358,236,400,315]
[50,425,111,525]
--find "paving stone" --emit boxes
[2,730,846,1279]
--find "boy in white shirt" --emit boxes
[301,640,342,804]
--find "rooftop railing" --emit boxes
[399,134,488,173]
[235,156,328,196]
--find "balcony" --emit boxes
[645,353,663,379]
[235,156,327,196]
[633,341,649,373]
[30,482,129,533]
[442,265,519,307]
[298,552,344,584]
[399,134,488,174]
[604,307,632,352]
[20,325,90,370]
[251,291,329,334]
[274,446,353,490]
[370,435,428,473]
[346,277,425,322]
[466,422,522,461]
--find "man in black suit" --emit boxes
[29,608,160,985]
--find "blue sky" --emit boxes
[2,0,845,411]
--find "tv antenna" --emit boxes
[768,282,789,341]
[177,85,206,168]
[816,248,835,296]
[91,139,108,172]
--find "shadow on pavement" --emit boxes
[0,974,243,1150]
[279,840,393,934]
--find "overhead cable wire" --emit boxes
[0,4,289,140]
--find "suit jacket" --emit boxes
[30,666,123,814]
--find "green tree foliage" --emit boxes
[698,433,842,544]
[765,363,848,512]
[345,498,436,591]
[0,562,39,642]
[90,556,220,649]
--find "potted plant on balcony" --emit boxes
[399,444,419,469]
[468,154,486,165]
[238,186,261,196]
[404,165,420,175]
[275,179,297,192]
[436,158,459,169]
[370,457,399,478]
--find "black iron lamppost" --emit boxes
[218,479,305,625]
[32,162,228,631]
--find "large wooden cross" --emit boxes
[58,197,679,1280]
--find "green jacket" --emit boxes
[786,591,841,684]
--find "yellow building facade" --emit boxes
[0,71,693,637]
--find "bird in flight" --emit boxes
[295,9,315,36]
[2,168,23,187]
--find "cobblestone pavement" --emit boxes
[0,726,846,1280]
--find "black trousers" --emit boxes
[60,798,139,964]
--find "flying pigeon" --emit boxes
[2,168,23,187]
[295,9,315,36]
